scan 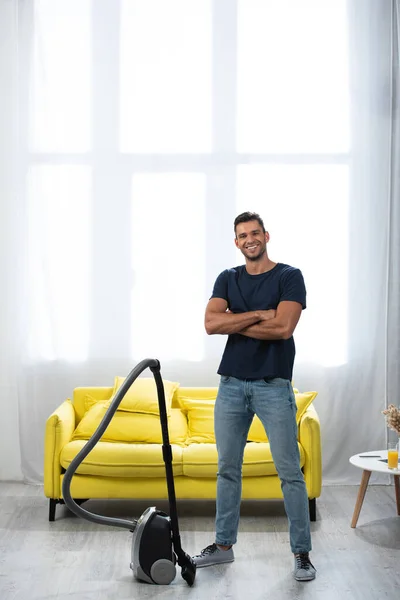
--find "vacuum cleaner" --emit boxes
[62,358,196,587]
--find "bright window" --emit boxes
[131,173,206,361]
[237,0,349,153]
[26,1,351,367]
[30,0,92,152]
[27,166,92,360]
[120,0,212,152]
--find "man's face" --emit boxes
[235,220,269,261]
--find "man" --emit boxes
[192,211,316,582]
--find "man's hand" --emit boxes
[238,301,302,341]
[227,309,276,320]
[257,309,276,321]
[205,298,262,335]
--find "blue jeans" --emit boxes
[214,376,311,554]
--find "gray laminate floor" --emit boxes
[1,482,400,600]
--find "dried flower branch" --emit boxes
[382,404,400,435]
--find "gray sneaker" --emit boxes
[293,553,316,581]
[192,543,235,568]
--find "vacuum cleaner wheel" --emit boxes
[150,559,177,585]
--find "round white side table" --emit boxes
[349,450,400,528]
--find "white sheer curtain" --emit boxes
[0,0,21,480]
[0,0,398,484]
[388,0,400,452]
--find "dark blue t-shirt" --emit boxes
[211,263,306,381]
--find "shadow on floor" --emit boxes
[353,517,400,550]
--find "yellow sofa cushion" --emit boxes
[73,386,114,424]
[60,441,184,477]
[176,387,218,405]
[178,397,216,443]
[182,442,305,477]
[248,391,318,442]
[111,376,179,416]
[179,391,318,444]
[71,402,187,445]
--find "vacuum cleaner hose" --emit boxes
[62,358,161,531]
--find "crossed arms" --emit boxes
[204,297,302,341]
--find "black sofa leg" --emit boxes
[49,498,89,521]
[49,499,58,522]
[309,498,316,521]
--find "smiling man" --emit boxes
[192,211,316,582]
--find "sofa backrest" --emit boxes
[72,385,219,424]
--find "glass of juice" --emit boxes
[387,441,399,469]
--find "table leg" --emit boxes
[394,475,400,516]
[351,469,372,528]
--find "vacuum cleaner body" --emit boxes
[130,507,176,585]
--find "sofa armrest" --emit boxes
[44,399,76,499]
[298,404,322,499]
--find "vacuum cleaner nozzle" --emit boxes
[179,554,196,587]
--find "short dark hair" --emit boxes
[234,212,265,235]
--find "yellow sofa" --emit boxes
[44,382,322,522]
